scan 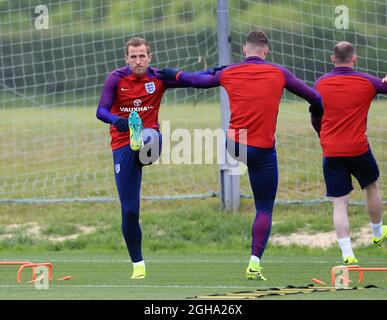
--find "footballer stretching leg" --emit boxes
[96,37,188,279]
[113,126,162,279]
[246,148,277,281]
[157,30,323,280]
[228,140,277,280]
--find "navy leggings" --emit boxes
[112,129,161,262]
[227,139,278,258]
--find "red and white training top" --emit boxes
[176,56,322,148]
[314,67,387,157]
[97,66,183,150]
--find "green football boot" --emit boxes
[131,263,146,280]
[343,256,358,265]
[372,225,387,247]
[129,111,144,151]
[246,260,267,281]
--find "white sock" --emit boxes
[370,221,382,238]
[338,237,355,258]
[250,255,260,264]
[133,260,145,268]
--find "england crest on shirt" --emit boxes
[114,164,120,174]
[145,82,155,94]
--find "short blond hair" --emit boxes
[125,37,150,55]
[246,30,269,47]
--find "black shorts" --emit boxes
[323,149,380,197]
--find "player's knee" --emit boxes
[122,207,140,221]
[121,211,140,235]
[332,194,350,207]
[365,180,379,191]
[254,199,275,214]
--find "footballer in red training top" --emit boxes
[96,37,188,280]
[315,66,387,157]
[98,65,174,150]
[156,30,323,281]
[313,41,387,265]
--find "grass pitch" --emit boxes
[0,200,386,300]
[0,251,386,300]
[1,101,387,302]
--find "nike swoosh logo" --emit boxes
[121,87,130,91]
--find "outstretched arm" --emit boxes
[158,67,223,88]
[366,74,387,94]
[282,68,323,136]
[283,68,323,109]
[178,71,221,88]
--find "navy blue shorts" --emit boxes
[323,149,379,197]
